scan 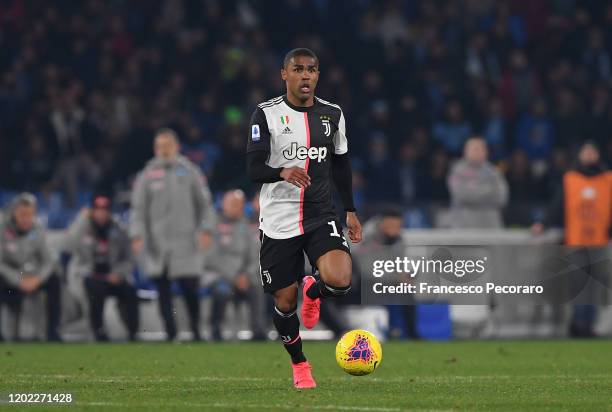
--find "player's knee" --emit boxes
[273,285,298,313]
[322,265,352,289]
[337,267,352,288]
[319,268,352,298]
[318,253,352,288]
[321,279,351,297]
[274,298,297,313]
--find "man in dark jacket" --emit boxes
[0,193,61,341]
[66,194,138,341]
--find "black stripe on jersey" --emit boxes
[258,96,283,109]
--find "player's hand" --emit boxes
[199,232,213,250]
[346,212,362,243]
[107,274,123,285]
[19,275,42,294]
[234,273,250,292]
[131,238,144,255]
[531,223,544,236]
[280,167,311,188]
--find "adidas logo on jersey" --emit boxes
[283,142,328,162]
[281,126,292,134]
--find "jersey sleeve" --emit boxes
[246,107,271,153]
[333,109,348,155]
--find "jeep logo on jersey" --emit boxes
[283,142,328,162]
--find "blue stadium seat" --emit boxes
[417,304,452,341]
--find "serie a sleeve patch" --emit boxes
[251,124,261,141]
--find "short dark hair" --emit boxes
[283,48,319,68]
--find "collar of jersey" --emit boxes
[282,94,317,112]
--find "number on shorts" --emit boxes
[327,220,341,238]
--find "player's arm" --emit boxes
[246,151,282,183]
[332,153,355,212]
[246,107,310,187]
[332,110,361,243]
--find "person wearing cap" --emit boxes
[0,193,61,341]
[66,194,139,341]
[130,128,216,341]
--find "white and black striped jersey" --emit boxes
[247,95,348,239]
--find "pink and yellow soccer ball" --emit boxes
[335,329,383,376]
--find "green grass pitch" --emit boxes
[1,341,611,411]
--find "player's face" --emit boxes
[281,56,319,104]
[13,205,35,232]
[154,134,179,161]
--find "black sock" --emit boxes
[306,279,351,300]
[272,306,306,364]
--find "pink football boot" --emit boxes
[291,361,317,389]
[301,275,320,329]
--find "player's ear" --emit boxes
[281,67,287,81]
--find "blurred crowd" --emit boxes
[2,0,611,342]
[1,0,612,226]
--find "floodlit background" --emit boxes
[0,0,611,342]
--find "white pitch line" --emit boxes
[11,373,612,384]
[75,401,444,412]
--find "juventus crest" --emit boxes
[320,116,331,137]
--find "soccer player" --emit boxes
[246,48,362,389]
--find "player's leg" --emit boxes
[302,219,352,329]
[272,282,303,361]
[272,282,316,389]
[314,249,353,295]
[260,232,316,389]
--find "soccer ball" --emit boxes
[335,329,382,376]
